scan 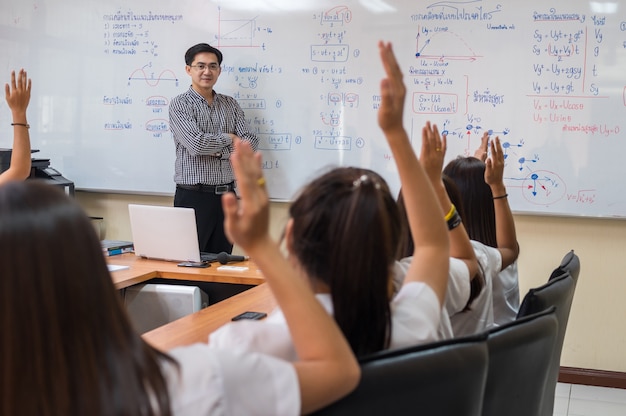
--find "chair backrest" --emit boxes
[312,333,489,416]
[548,249,580,283]
[516,250,580,416]
[482,307,559,416]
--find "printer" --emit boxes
[0,148,74,196]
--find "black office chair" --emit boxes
[482,307,558,416]
[311,333,489,416]
[516,250,580,416]
[548,249,581,283]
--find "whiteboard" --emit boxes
[1,0,625,218]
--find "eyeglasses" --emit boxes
[190,63,220,72]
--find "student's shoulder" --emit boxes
[449,257,470,279]
[209,320,270,349]
[208,319,296,360]
[470,240,500,261]
[394,280,437,305]
[165,343,299,415]
[470,240,502,277]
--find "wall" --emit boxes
[76,190,626,373]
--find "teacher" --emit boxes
[169,43,258,255]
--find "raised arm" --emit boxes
[378,41,449,306]
[1,69,32,185]
[484,136,519,269]
[473,131,489,161]
[221,139,359,414]
[421,121,478,280]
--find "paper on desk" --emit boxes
[107,264,130,272]
[216,265,249,272]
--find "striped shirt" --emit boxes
[169,86,258,185]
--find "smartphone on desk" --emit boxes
[177,261,210,268]
[232,311,268,321]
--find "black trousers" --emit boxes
[173,187,233,254]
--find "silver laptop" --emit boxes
[128,204,217,263]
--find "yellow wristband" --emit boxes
[444,204,456,222]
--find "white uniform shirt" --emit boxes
[162,343,299,415]
[493,260,520,325]
[393,257,470,339]
[208,281,441,361]
[450,241,498,336]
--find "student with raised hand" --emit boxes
[0,69,32,185]
[222,138,360,413]
[0,179,359,415]
[395,121,481,339]
[210,40,449,359]
[444,132,520,329]
[377,41,450,311]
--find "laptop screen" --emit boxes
[128,204,204,262]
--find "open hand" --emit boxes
[473,131,489,162]
[377,41,406,134]
[484,136,505,187]
[420,121,446,183]
[5,69,31,114]
[222,139,269,251]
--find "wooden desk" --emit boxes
[143,283,277,351]
[107,253,276,351]
[108,253,266,289]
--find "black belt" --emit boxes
[176,182,234,194]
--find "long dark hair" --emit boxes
[397,175,484,310]
[397,174,467,258]
[0,181,175,416]
[443,157,497,247]
[289,167,400,357]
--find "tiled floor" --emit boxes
[554,383,626,416]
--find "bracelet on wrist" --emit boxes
[493,193,508,200]
[447,210,462,231]
[444,204,456,222]
[11,122,30,129]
